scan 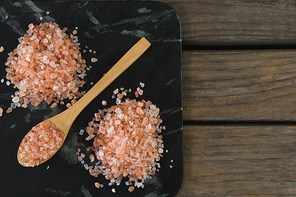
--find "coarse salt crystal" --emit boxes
[102,100,107,106]
[1,79,4,83]
[0,46,4,52]
[139,82,145,88]
[6,81,10,86]
[79,129,85,135]
[0,107,3,116]
[12,96,19,103]
[111,188,116,193]
[113,88,119,94]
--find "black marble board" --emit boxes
[0,1,183,196]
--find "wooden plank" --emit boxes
[177,125,296,196]
[157,0,296,45]
[182,50,296,121]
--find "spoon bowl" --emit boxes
[17,37,151,167]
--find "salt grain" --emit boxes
[6,107,12,113]
[113,88,119,94]
[12,96,19,103]
[79,129,85,135]
[0,46,4,52]
[0,79,4,83]
[0,108,3,116]
[102,100,107,106]
[111,188,116,193]
[6,81,10,86]
[139,82,145,88]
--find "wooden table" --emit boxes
[153,0,296,196]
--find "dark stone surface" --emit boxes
[0,1,182,196]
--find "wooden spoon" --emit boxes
[17,37,151,167]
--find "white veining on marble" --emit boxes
[25,1,55,22]
[0,7,25,35]
[10,123,16,129]
[165,77,177,86]
[138,7,151,13]
[144,175,168,197]
[58,133,85,165]
[161,107,182,115]
[163,126,183,136]
[92,9,174,35]
[12,2,22,7]
[80,185,93,197]
[121,29,151,38]
[86,11,100,25]
[25,1,43,13]
[45,188,71,196]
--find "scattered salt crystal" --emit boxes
[0,46,4,52]
[5,15,8,19]
[170,165,173,168]
[139,82,145,88]
[165,150,168,153]
[116,98,121,105]
[46,11,50,14]
[137,87,143,95]
[111,94,116,99]
[81,160,85,164]
[79,129,85,135]
[40,16,43,20]
[75,26,78,30]
[6,107,12,113]
[46,165,49,170]
[171,159,173,162]
[12,96,19,103]
[11,103,17,109]
[102,100,107,106]
[111,188,116,193]
[72,30,77,35]
[120,87,124,91]
[1,79,4,83]
[113,88,119,94]
[6,81,10,86]
[89,49,92,53]
[0,107,3,116]
[84,164,89,170]
[90,82,94,85]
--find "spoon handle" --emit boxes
[67,37,151,118]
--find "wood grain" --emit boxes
[158,0,296,46]
[182,49,296,121]
[177,125,296,196]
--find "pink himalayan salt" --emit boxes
[5,22,87,108]
[18,121,64,167]
[0,107,3,116]
[86,99,163,183]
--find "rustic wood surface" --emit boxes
[154,0,296,196]
[177,125,296,196]
[182,50,296,121]
[159,0,296,46]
